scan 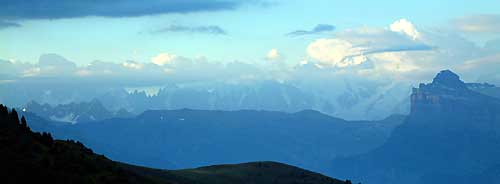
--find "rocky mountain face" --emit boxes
[330,70,500,184]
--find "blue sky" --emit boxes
[1,0,499,64]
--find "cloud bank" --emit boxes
[0,0,246,20]
[151,25,227,35]
[453,14,500,33]
[0,20,21,29]
[1,19,500,88]
[307,19,431,68]
[287,24,335,37]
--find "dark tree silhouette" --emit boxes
[9,108,20,125]
[21,116,29,131]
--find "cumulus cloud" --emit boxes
[266,48,281,61]
[390,19,421,40]
[0,0,246,20]
[306,21,431,68]
[453,14,500,33]
[151,53,177,66]
[301,18,500,83]
[286,24,336,37]
[307,39,367,68]
[151,25,227,35]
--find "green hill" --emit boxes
[0,104,349,184]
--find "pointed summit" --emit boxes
[410,70,500,115]
[430,70,467,90]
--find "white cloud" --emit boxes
[266,49,281,61]
[370,52,420,72]
[22,67,41,77]
[457,53,500,79]
[75,69,92,76]
[122,60,144,70]
[151,53,177,66]
[390,18,421,40]
[306,20,430,68]
[307,39,367,67]
[3,18,500,88]
[301,18,500,82]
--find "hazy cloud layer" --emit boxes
[0,20,20,29]
[453,14,500,33]
[151,25,227,35]
[1,53,271,87]
[0,0,245,20]
[286,24,335,37]
[1,19,500,88]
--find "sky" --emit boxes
[1,0,500,86]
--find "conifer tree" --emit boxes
[21,116,29,131]
[10,108,20,124]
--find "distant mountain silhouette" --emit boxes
[330,70,500,184]
[2,79,411,120]
[24,99,133,124]
[0,104,351,184]
[23,107,404,174]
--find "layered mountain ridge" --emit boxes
[22,106,404,174]
[0,104,350,184]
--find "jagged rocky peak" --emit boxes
[410,70,470,114]
[413,70,469,94]
[430,70,467,90]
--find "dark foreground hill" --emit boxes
[0,104,349,184]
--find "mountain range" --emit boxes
[24,99,133,124]
[0,104,350,184]
[22,107,404,174]
[8,69,500,184]
[5,79,412,120]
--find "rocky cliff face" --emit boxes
[411,70,471,113]
[409,70,500,129]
